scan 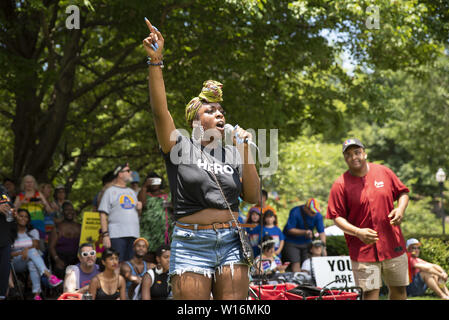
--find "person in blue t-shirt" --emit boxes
[248,209,285,258]
[282,198,327,272]
[253,210,285,257]
[245,207,262,257]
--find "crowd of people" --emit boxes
[1,142,449,300]
[1,133,449,301]
[0,161,346,300]
[0,157,329,300]
[0,167,175,300]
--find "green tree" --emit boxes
[401,196,444,236]
[347,55,449,198]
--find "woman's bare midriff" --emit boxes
[177,208,240,225]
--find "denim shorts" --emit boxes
[406,273,427,296]
[169,222,246,280]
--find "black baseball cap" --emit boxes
[342,138,365,153]
[113,162,129,177]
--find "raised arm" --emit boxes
[143,18,177,154]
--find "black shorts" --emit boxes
[282,242,309,265]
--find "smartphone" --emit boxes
[150,178,162,186]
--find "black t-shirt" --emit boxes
[150,270,170,300]
[163,132,243,219]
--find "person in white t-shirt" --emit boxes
[301,239,325,281]
[11,208,62,300]
[98,163,142,262]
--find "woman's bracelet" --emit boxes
[147,56,164,68]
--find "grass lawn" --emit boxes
[407,295,444,300]
[379,294,443,300]
[379,285,447,300]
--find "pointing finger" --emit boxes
[144,17,154,32]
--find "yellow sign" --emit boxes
[79,211,104,258]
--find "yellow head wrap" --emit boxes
[185,80,223,125]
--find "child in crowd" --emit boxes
[253,235,288,275]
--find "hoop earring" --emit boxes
[193,125,204,141]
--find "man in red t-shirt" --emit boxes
[326,138,410,300]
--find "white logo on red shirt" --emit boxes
[374,180,384,188]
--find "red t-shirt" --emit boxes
[407,253,425,278]
[326,163,409,262]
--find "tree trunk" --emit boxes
[12,25,81,183]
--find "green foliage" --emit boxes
[421,238,449,273]
[347,55,449,199]
[139,195,173,252]
[326,236,349,256]
[401,197,445,236]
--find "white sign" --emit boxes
[312,256,355,289]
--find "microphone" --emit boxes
[224,123,258,148]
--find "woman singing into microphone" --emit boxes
[143,18,260,300]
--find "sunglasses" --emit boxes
[81,250,96,257]
[121,169,131,173]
